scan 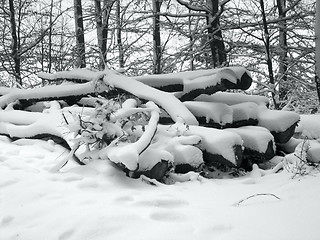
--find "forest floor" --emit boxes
[1,136,320,240]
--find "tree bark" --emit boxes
[94,0,115,69]
[260,0,278,109]
[8,0,21,86]
[74,0,86,68]
[48,0,54,73]
[116,0,124,68]
[152,0,162,74]
[277,0,288,103]
[316,0,320,104]
[206,0,227,68]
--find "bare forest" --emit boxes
[0,0,318,112]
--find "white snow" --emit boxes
[226,126,275,153]
[160,123,243,165]
[231,102,258,122]
[196,92,269,106]
[99,102,160,171]
[184,101,233,125]
[135,66,248,87]
[38,68,104,82]
[295,114,320,139]
[257,106,300,132]
[0,81,107,109]
[1,137,320,240]
[103,70,198,125]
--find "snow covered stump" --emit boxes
[0,67,302,181]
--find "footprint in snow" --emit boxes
[0,156,9,162]
[1,216,14,226]
[77,178,99,189]
[150,211,186,222]
[114,195,135,203]
[0,179,19,188]
[135,198,189,208]
[58,229,75,240]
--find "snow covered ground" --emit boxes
[1,136,320,240]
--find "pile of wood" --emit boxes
[0,67,301,181]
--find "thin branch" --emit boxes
[234,193,281,207]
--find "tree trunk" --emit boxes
[116,0,124,68]
[8,0,21,86]
[316,0,320,104]
[48,0,54,73]
[152,0,162,74]
[277,0,288,104]
[188,9,194,71]
[260,0,278,109]
[95,0,114,69]
[206,0,227,68]
[74,0,86,68]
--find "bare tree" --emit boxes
[8,0,21,85]
[94,0,116,69]
[116,0,124,68]
[176,0,229,68]
[316,0,320,103]
[152,0,162,74]
[74,0,86,68]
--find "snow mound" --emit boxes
[295,114,320,139]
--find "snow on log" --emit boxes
[304,140,320,163]
[257,106,300,143]
[184,101,233,128]
[0,87,14,96]
[0,110,65,139]
[135,67,252,97]
[134,68,227,92]
[228,102,259,128]
[184,101,259,129]
[0,80,108,109]
[179,67,252,101]
[99,101,161,171]
[196,92,269,106]
[226,126,275,167]
[171,144,203,173]
[185,125,243,167]
[277,137,302,154]
[159,123,243,167]
[38,68,104,83]
[295,114,320,139]
[103,70,198,126]
[147,128,203,174]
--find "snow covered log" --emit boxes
[226,126,275,169]
[39,69,199,125]
[179,68,252,102]
[38,68,105,83]
[295,114,320,139]
[195,92,269,106]
[184,101,233,128]
[135,67,252,101]
[159,123,244,167]
[183,101,259,129]
[102,70,199,125]
[229,102,259,128]
[0,80,109,110]
[257,106,300,143]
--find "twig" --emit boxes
[234,193,280,207]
